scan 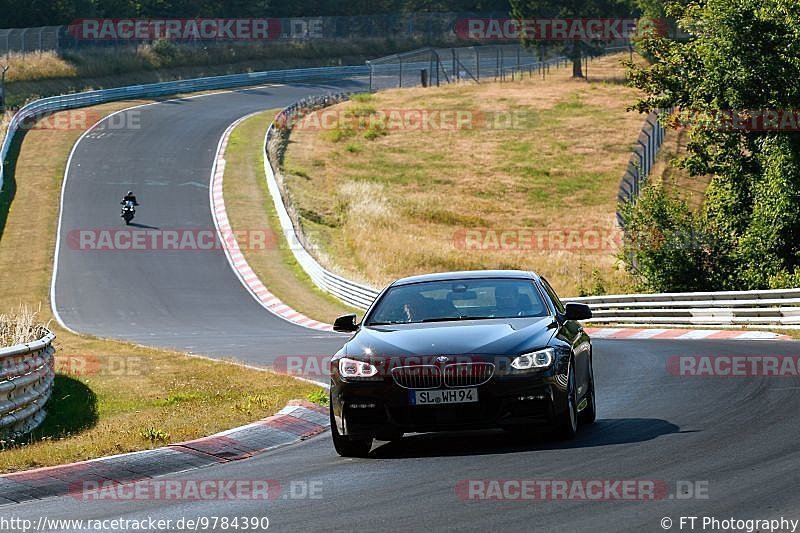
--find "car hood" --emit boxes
[345,317,556,358]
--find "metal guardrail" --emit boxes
[617,109,668,225]
[0,329,55,439]
[569,289,800,328]
[0,64,370,192]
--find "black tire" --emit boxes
[557,365,578,440]
[579,368,597,425]
[330,408,373,457]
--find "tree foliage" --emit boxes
[623,0,800,291]
[510,0,636,77]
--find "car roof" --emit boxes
[390,270,540,287]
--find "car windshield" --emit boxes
[366,278,549,325]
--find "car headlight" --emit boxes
[338,357,380,380]
[511,348,554,371]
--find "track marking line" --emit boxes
[208,113,333,332]
[50,83,286,334]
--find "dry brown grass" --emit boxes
[283,53,644,296]
[0,98,320,473]
[2,51,78,82]
[0,305,45,346]
[650,128,713,212]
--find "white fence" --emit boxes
[0,329,55,438]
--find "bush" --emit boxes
[619,184,727,292]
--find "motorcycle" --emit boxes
[120,200,136,225]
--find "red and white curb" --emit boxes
[585,327,792,341]
[0,400,329,505]
[209,114,332,332]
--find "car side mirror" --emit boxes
[564,303,592,321]
[333,314,359,332]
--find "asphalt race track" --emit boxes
[52,82,364,368]
[10,82,800,531]
[6,339,800,531]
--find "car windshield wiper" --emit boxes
[420,315,496,323]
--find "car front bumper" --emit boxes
[331,372,570,437]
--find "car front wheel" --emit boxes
[557,365,578,440]
[330,408,373,457]
[579,367,597,425]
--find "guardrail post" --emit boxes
[641,131,652,177]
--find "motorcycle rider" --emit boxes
[121,190,138,207]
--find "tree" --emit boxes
[625,0,800,290]
[510,0,636,78]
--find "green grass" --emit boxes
[282,53,645,296]
[0,99,320,473]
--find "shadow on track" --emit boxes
[126,222,159,229]
[369,418,685,459]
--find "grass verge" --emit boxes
[221,111,357,323]
[0,96,324,474]
[283,53,644,296]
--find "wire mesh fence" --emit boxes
[0,13,515,55]
[367,43,635,90]
[367,44,573,90]
[0,27,62,55]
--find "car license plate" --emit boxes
[410,388,478,405]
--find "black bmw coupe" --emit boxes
[329,270,595,457]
